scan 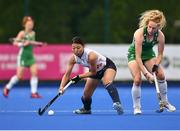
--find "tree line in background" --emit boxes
[0,0,180,44]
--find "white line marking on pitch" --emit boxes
[0,110,179,113]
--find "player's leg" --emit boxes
[74,78,98,114]
[144,58,176,112]
[128,60,142,115]
[29,63,41,98]
[102,68,124,115]
[3,66,24,97]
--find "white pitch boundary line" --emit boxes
[0,110,116,113]
[0,109,179,113]
[0,110,115,113]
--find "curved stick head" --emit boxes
[156,108,164,113]
[38,108,43,116]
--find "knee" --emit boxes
[16,74,23,80]
[31,66,38,76]
[103,80,113,86]
[157,72,165,80]
[31,70,38,76]
[133,77,141,86]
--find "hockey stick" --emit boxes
[9,37,47,46]
[153,72,164,113]
[38,81,73,116]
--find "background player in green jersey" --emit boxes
[127,10,176,115]
[3,16,41,98]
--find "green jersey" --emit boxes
[17,31,35,67]
[127,27,158,62]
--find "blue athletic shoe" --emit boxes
[113,102,124,115]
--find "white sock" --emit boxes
[158,79,168,102]
[30,76,38,94]
[131,84,141,108]
[6,75,19,90]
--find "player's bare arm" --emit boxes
[155,30,165,65]
[13,31,29,47]
[59,55,76,92]
[135,29,153,83]
[134,29,148,74]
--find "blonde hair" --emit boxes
[139,10,166,29]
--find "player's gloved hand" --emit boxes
[144,72,154,84]
[71,75,81,84]
[152,64,159,73]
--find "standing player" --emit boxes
[3,16,41,98]
[59,36,124,115]
[127,10,176,115]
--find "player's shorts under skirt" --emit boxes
[90,57,117,80]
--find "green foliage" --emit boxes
[0,0,180,43]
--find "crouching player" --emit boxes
[59,36,124,115]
